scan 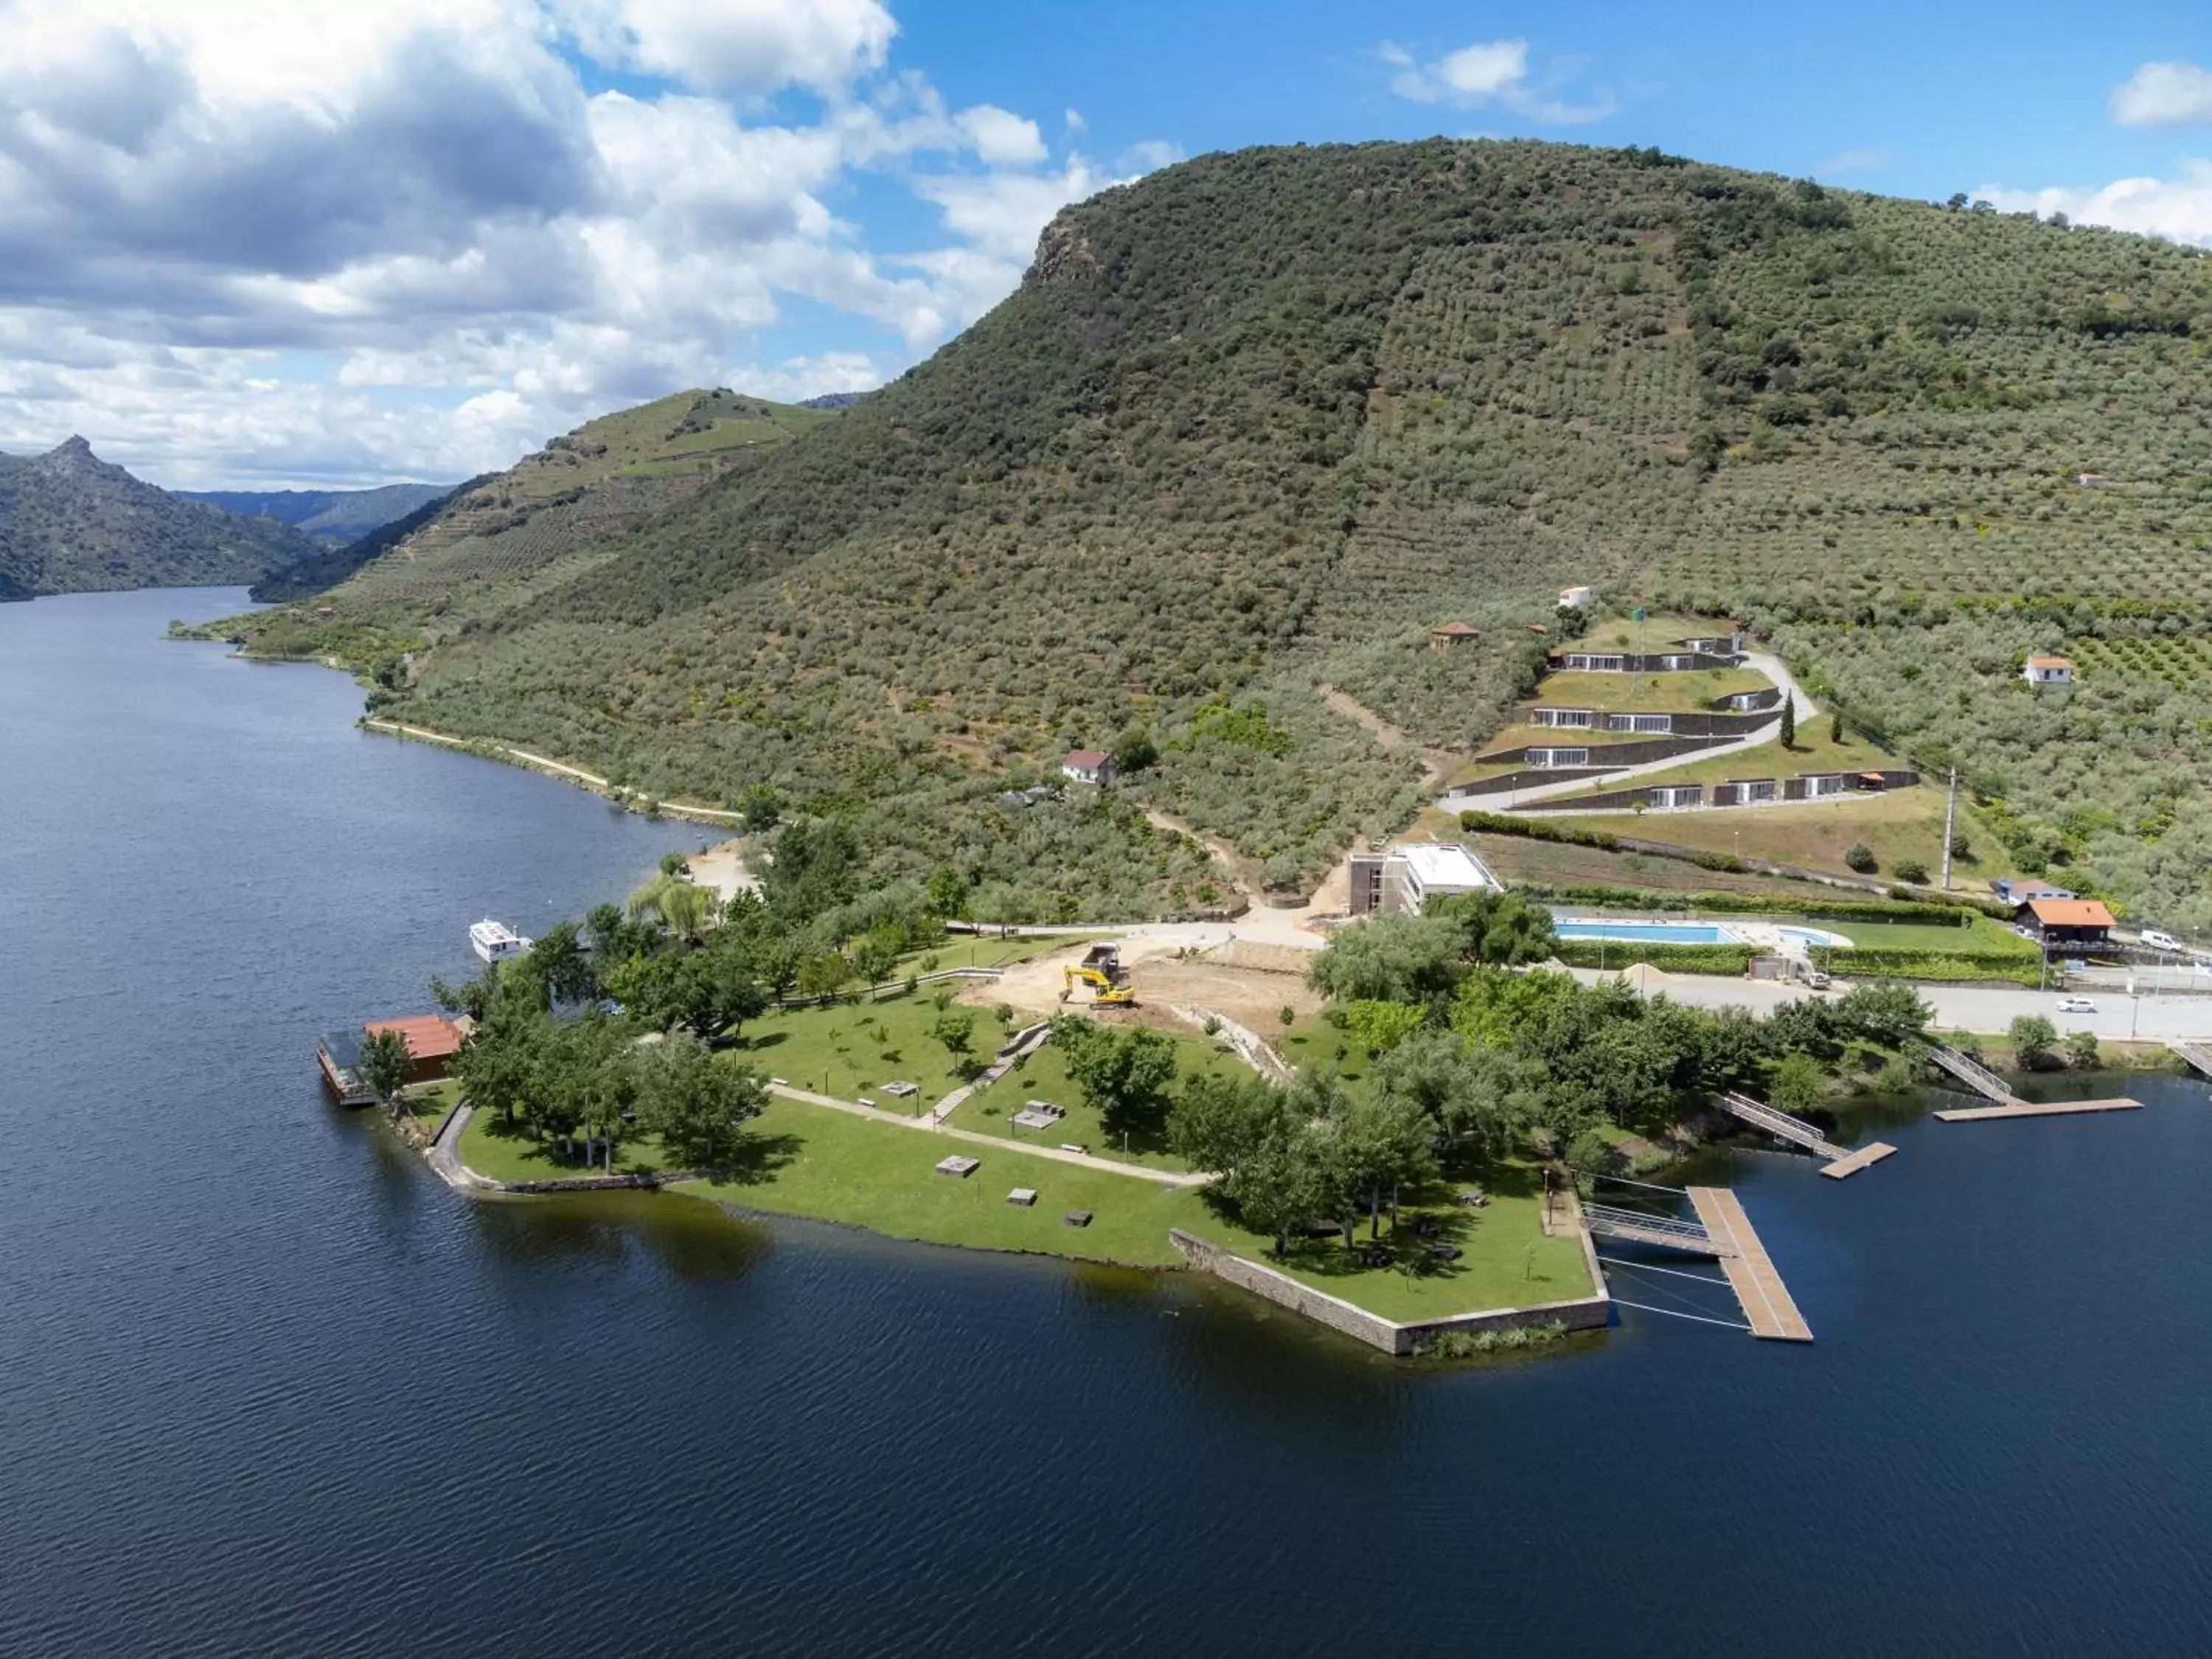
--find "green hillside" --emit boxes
[302,139,2212,925]
[0,437,325,598]
[265,389,839,611]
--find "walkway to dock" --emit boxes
[1685,1187,1812,1342]
[1933,1097,2141,1123]
[2170,1040,2212,1079]
[1714,1090,1896,1180]
[1924,1043,2021,1105]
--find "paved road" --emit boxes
[364,719,746,822]
[1571,966,2212,1043]
[1435,650,1818,815]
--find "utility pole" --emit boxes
[1940,767,1958,891]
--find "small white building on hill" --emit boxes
[1346,842,1500,916]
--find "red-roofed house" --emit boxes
[1430,621,1479,653]
[2023,655,2073,686]
[363,1014,467,1085]
[1061,749,1116,787]
[2017,897,2112,950]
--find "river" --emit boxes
[3,588,2208,1657]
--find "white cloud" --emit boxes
[1379,37,1614,124]
[2111,61,2212,128]
[0,0,1180,485]
[954,105,1047,167]
[1978,161,2212,246]
[550,0,897,95]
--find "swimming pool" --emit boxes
[1554,920,1736,945]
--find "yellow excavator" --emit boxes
[1060,944,1138,1007]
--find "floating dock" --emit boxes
[1684,1186,1812,1342]
[1933,1097,2141,1123]
[1714,1091,1895,1180]
[1818,1141,1898,1178]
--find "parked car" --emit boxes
[2056,996,2098,1014]
[2141,929,2182,953]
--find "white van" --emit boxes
[2142,929,2182,953]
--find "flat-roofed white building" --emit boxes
[1346,841,1501,916]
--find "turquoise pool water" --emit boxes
[1554,920,1734,944]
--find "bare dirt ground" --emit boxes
[684,838,759,900]
[967,936,1324,1040]
[1319,682,1456,788]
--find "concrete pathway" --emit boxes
[425,1102,493,1193]
[363,719,747,823]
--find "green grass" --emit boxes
[1553,719,1898,793]
[740,989,1015,1111]
[1179,1157,1593,1320]
[1830,916,2034,955]
[944,1025,1251,1171]
[682,1095,1203,1266]
[1530,667,1770,714]
[1557,788,2006,887]
[460,1108,676,1183]
[1560,613,1734,656]
[922,933,1080,971]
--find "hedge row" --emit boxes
[1818,947,2043,987]
[1518,881,1975,925]
[1551,941,1757,975]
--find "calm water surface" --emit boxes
[3,589,2209,1657]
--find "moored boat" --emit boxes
[468,918,531,962]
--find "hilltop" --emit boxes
[274,388,838,610]
[0,438,325,599]
[177,484,453,544]
[269,139,2212,926]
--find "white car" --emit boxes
[2055,996,2097,1014]
[2142,930,2182,953]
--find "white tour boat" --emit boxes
[468,918,532,963]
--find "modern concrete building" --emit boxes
[1346,842,1500,916]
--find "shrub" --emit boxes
[1551,940,1756,975]
[1894,860,1929,884]
[1821,947,2042,986]
[2062,1029,2101,1069]
[1845,843,1879,873]
[2010,1014,2058,1068]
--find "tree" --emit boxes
[1343,998,1427,1054]
[602,950,717,1038]
[1834,983,1930,1048]
[924,864,969,919]
[638,1036,767,1170]
[358,1027,415,1121]
[1307,912,1465,1004]
[1845,843,1878,874]
[527,920,597,1006]
[1051,1016,1178,1135]
[1325,1091,1437,1241]
[1829,710,1843,744]
[1166,1070,1281,1180]
[762,818,860,922]
[849,925,903,989]
[738,785,782,833]
[1111,725,1159,776]
[930,1009,977,1076]
[1234,1129,1330,1257]
[2063,1029,2100,1070]
[1767,1050,1826,1117]
[1428,889,1558,967]
[1779,697,1797,749]
[2009,1014,2058,1068]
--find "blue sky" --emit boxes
[0,0,2208,488]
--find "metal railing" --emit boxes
[1923,1044,2014,1102]
[1717,1091,1848,1159]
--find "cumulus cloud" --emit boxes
[2110,61,2212,128]
[0,0,1176,485]
[1979,162,2212,246]
[1379,38,1614,124]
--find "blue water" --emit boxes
[6,590,2212,1656]
[1555,920,1733,943]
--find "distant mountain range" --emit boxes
[176,483,453,544]
[0,437,327,600]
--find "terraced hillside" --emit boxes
[299,389,838,611]
[296,139,2212,925]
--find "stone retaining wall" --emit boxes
[1168,1225,1611,1357]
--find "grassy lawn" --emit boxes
[1548,719,1897,794]
[942,1025,1251,1172]
[738,988,1028,1112]
[1561,613,1734,656]
[682,1095,1203,1266]
[1552,789,2017,888]
[1832,916,2034,955]
[406,1079,462,1138]
[1531,667,1770,714]
[1180,1157,1593,1321]
[460,1107,676,1183]
[1461,832,1856,903]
